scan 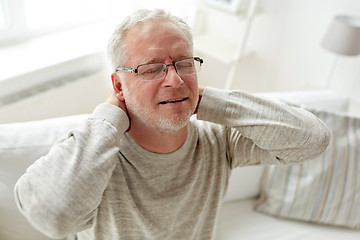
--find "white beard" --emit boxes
[156,110,193,133]
[122,86,195,134]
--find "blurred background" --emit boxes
[0,0,359,123]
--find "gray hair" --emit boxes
[107,8,194,71]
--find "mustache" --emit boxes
[156,86,193,100]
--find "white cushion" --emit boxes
[0,115,87,240]
[255,109,360,229]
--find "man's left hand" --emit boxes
[194,86,204,114]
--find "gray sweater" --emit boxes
[14,87,330,240]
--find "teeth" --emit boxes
[160,98,186,104]
[168,99,183,103]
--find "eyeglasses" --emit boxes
[116,57,204,81]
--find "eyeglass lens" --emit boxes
[137,58,201,81]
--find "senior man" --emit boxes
[15,8,330,240]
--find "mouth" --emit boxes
[159,98,188,105]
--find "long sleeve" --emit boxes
[14,104,129,239]
[196,87,330,168]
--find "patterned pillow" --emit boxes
[254,108,360,229]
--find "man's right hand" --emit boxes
[106,88,127,114]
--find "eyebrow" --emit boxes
[139,54,192,66]
[175,54,193,61]
[140,58,158,65]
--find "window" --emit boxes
[0,0,112,46]
[0,0,122,105]
[24,0,108,31]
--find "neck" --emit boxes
[128,124,189,154]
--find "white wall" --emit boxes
[215,0,360,100]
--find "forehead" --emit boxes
[125,20,192,65]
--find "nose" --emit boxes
[162,64,184,88]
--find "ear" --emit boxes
[111,73,125,102]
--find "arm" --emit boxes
[14,103,129,239]
[196,87,330,168]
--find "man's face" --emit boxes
[120,20,199,133]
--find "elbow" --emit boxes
[14,184,91,239]
[39,226,71,240]
[320,124,331,153]
[28,221,75,240]
[15,197,70,239]
[37,214,76,239]
[14,182,63,238]
[310,119,331,159]
[19,205,83,239]
[298,122,331,163]
[276,123,331,165]
[38,210,94,239]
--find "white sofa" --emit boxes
[1,90,359,240]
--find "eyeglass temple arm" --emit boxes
[116,67,137,73]
[194,57,204,65]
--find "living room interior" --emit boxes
[0,0,359,239]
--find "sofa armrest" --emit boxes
[0,114,88,240]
